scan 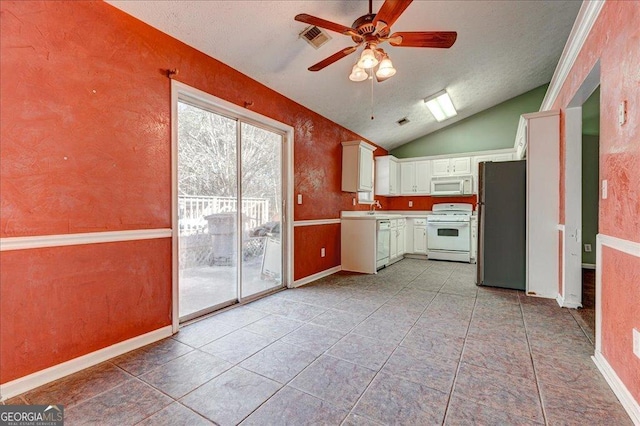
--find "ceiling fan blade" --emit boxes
[388,31,457,48]
[372,0,413,29]
[295,14,359,38]
[308,46,358,71]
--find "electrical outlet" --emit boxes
[633,329,640,359]
[320,247,325,258]
[602,180,608,199]
[584,244,592,252]
[297,194,303,205]
[408,201,413,207]
[352,198,356,206]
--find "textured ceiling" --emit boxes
[106,0,582,150]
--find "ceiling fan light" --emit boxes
[357,48,379,69]
[424,90,458,122]
[375,56,396,79]
[349,64,368,82]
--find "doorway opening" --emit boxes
[563,61,600,346]
[171,82,292,326]
[573,86,600,344]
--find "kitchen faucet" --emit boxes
[370,200,381,212]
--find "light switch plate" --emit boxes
[320,247,325,258]
[602,180,608,199]
[408,201,413,207]
[633,329,640,359]
[618,101,627,126]
[297,194,303,205]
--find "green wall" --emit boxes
[392,84,548,158]
[582,87,600,265]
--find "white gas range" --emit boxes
[427,203,473,263]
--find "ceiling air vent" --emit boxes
[299,26,331,49]
[397,117,410,126]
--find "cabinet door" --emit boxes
[359,146,374,191]
[390,227,398,259]
[400,162,416,193]
[431,159,450,176]
[414,160,431,193]
[398,226,405,256]
[375,156,397,196]
[389,159,398,195]
[451,157,471,175]
[413,226,427,254]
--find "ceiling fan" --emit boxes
[295,0,457,82]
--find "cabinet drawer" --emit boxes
[414,218,427,226]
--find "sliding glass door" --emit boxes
[240,122,283,299]
[177,99,284,322]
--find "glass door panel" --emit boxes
[177,101,238,321]
[240,122,283,299]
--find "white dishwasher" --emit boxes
[376,219,391,269]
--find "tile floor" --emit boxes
[4,259,631,425]
[568,269,596,345]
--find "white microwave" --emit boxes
[431,176,473,196]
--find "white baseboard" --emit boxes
[0,325,172,401]
[592,351,640,425]
[582,263,596,270]
[292,265,341,288]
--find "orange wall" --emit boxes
[601,247,640,401]
[551,1,640,405]
[0,0,387,384]
[0,240,172,383]
[386,195,477,211]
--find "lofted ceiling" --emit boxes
[106,0,582,151]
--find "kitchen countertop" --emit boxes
[340,210,476,220]
[341,210,430,220]
[340,213,405,220]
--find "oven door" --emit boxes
[427,221,470,252]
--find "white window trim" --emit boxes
[170,80,294,333]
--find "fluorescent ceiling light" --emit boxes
[424,90,457,122]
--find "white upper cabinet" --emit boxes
[450,157,472,175]
[400,160,431,194]
[400,162,416,193]
[415,160,431,192]
[471,151,515,193]
[431,157,471,177]
[431,159,450,176]
[375,155,399,196]
[342,141,376,192]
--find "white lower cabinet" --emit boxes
[413,218,427,254]
[390,220,398,259]
[398,219,406,256]
[390,219,406,261]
